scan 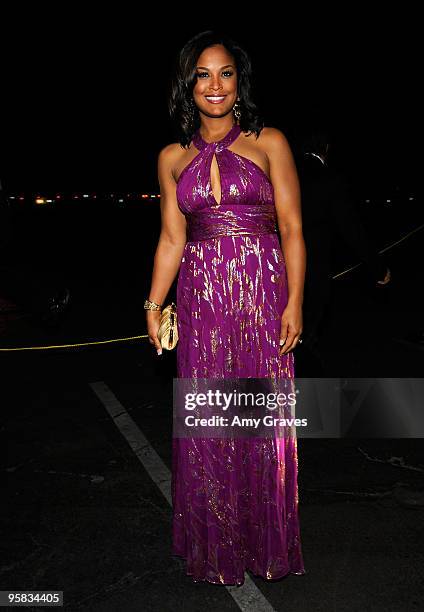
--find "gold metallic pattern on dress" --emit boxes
[172,124,305,585]
[177,234,294,378]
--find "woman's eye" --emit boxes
[196,71,234,78]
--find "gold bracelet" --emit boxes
[144,299,162,311]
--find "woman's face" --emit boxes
[192,44,238,120]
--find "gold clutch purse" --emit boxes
[157,302,178,350]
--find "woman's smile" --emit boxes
[204,95,227,104]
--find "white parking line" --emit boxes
[89,380,277,612]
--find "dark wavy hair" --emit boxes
[168,30,264,148]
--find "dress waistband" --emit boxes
[186,203,278,242]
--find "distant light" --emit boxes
[93,194,97,199]
[365,199,370,203]
[56,194,62,199]
[19,196,24,201]
[386,199,391,203]
[73,195,79,199]
[118,198,124,203]
[9,196,15,199]
[409,197,414,201]
[35,198,46,204]
[83,194,89,198]
[141,194,149,198]
[46,199,53,203]
[157,194,161,198]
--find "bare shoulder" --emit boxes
[254,127,295,168]
[158,142,186,182]
[256,126,291,149]
[158,142,183,164]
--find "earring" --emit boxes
[233,97,241,122]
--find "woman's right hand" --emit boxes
[146,310,163,355]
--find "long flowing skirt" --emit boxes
[172,234,306,585]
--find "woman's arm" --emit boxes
[146,144,187,354]
[265,128,306,355]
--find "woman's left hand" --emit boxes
[279,301,303,355]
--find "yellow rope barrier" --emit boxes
[331,222,424,279]
[1,223,423,353]
[0,334,149,352]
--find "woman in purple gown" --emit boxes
[146,31,306,586]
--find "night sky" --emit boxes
[2,11,420,194]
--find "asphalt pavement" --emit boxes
[1,207,424,610]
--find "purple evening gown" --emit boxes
[171,123,306,585]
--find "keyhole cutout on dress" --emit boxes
[210,152,222,206]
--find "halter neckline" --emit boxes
[193,123,241,152]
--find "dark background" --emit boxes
[1,10,422,381]
[1,11,420,195]
[2,15,423,609]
